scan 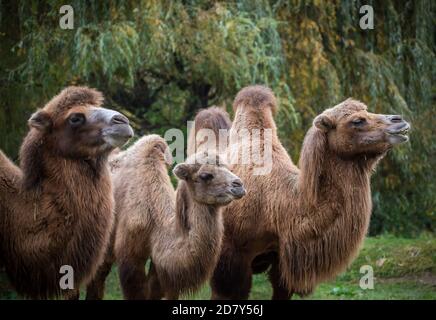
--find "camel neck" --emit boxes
[20,144,112,222]
[189,202,221,225]
[175,185,221,234]
[319,152,371,200]
[297,127,372,208]
[299,149,372,216]
[153,185,224,296]
[280,145,374,294]
[19,130,108,193]
[295,152,372,251]
[47,154,108,189]
[295,126,374,244]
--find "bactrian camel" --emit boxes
[192,86,410,299]
[0,86,133,299]
[80,135,245,300]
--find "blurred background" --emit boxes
[0,0,434,299]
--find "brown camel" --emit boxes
[194,86,410,299]
[80,135,245,300]
[0,86,133,299]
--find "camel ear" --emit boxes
[29,110,52,132]
[313,114,334,132]
[173,163,191,180]
[154,141,173,165]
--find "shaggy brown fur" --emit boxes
[81,135,245,300]
[187,106,231,157]
[205,85,410,299]
[0,86,133,299]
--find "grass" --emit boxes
[0,234,435,300]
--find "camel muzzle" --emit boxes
[230,180,246,199]
[384,116,410,145]
[91,108,134,147]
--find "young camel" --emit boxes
[80,135,245,300]
[0,86,133,299]
[198,86,410,299]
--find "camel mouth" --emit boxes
[102,125,134,147]
[212,189,245,205]
[388,132,409,139]
[385,122,410,145]
[230,187,246,199]
[211,194,233,205]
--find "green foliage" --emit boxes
[0,0,434,235]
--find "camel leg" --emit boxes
[146,261,165,300]
[63,288,80,300]
[165,292,180,300]
[268,261,293,300]
[210,249,252,300]
[146,261,180,300]
[85,258,114,300]
[85,223,116,300]
[118,257,147,300]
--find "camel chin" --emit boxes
[387,132,409,145]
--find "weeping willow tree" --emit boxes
[0,0,434,235]
[0,0,295,145]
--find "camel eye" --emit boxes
[351,118,366,126]
[68,113,86,127]
[199,173,214,181]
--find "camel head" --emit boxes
[313,99,410,159]
[173,152,246,206]
[27,86,134,159]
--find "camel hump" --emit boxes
[188,106,231,156]
[110,134,170,171]
[233,85,277,114]
[193,106,231,133]
[44,86,104,114]
[132,134,169,157]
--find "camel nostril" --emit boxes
[111,114,129,125]
[389,115,403,123]
[232,179,243,188]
